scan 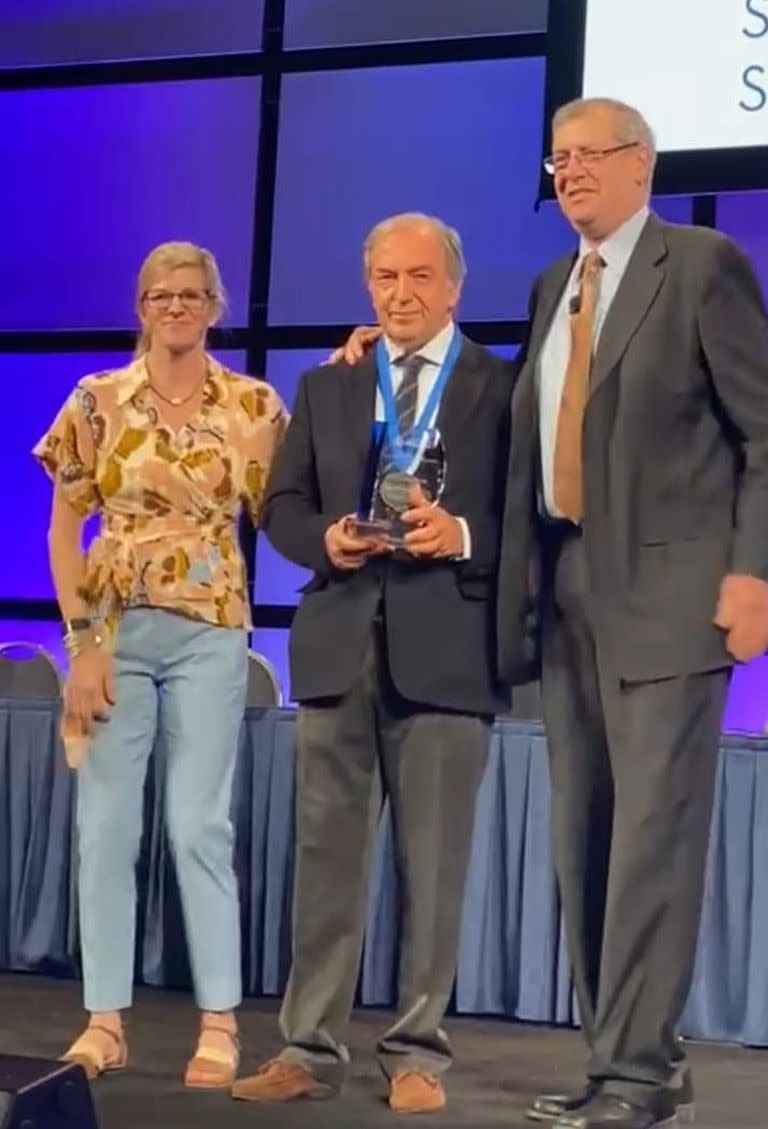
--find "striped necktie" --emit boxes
[371,353,427,518]
[394,353,426,436]
[380,353,426,473]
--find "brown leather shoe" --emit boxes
[389,1070,446,1114]
[231,1058,335,1103]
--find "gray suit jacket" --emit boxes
[498,212,768,684]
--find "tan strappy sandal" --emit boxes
[184,1024,240,1090]
[62,1024,128,1080]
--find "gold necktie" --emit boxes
[552,251,603,522]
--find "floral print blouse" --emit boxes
[33,355,287,637]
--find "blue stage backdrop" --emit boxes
[0,80,260,331]
[718,193,768,297]
[0,1,264,67]
[282,0,547,48]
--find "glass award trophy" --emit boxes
[346,329,459,548]
[348,426,446,548]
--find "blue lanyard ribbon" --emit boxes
[375,327,461,471]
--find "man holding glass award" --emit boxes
[231,213,512,1114]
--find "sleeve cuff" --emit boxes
[455,517,471,561]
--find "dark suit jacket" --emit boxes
[262,336,513,714]
[498,212,768,685]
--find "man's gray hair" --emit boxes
[553,97,657,179]
[363,212,467,283]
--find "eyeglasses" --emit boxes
[142,288,212,312]
[543,142,639,176]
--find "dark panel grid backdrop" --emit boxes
[0,0,766,719]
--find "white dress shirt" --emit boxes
[537,206,650,517]
[376,319,471,558]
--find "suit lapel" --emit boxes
[344,353,378,473]
[590,214,668,398]
[508,254,573,456]
[526,253,576,373]
[435,336,485,444]
[508,348,538,513]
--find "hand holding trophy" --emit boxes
[347,428,447,550]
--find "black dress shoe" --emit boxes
[527,1062,693,1125]
[553,1092,678,1129]
[526,1084,598,1122]
[667,1058,694,1123]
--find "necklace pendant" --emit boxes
[170,396,182,405]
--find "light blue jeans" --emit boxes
[76,607,247,1013]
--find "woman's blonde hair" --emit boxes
[133,241,227,358]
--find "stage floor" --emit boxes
[0,975,761,1129]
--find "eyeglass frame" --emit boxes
[141,288,214,311]
[543,142,640,177]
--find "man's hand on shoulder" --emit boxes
[324,326,382,366]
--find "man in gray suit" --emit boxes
[232,213,512,1114]
[499,98,768,1129]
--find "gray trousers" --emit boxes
[278,622,490,1084]
[541,530,729,1105]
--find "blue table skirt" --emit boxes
[2,698,767,1045]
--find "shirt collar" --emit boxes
[115,356,150,406]
[578,205,650,275]
[202,355,230,405]
[383,319,456,367]
[115,352,228,406]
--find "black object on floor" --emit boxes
[0,1053,98,1129]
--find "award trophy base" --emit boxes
[345,515,407,547]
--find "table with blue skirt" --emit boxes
[1,697,767,1045]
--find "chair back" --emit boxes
[0,641,62,699]
[246,649,282,708]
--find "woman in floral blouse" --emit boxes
[33,242,287,1088]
